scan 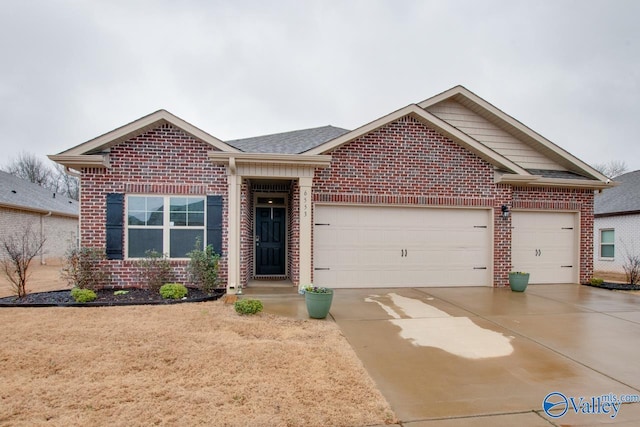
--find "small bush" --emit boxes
[234,299,263,315]
[159,283,188,299]
[590,277,604,286]
[137,251,175,292]
[61,247,110,291]
[187,239,220,294]
[71,288,97,303]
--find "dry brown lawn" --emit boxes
[0,266,396,426]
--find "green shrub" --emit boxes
[159,283,188,299]
[187,239,220,294]
[71,288,97,303]
[61,247,110,291]
[137,251,175,292]
[590,277,604,286]
[234,299,263,315]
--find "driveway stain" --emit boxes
[366,293,514,359]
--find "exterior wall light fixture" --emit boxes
[501,205,510,219]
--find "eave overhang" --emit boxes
[208,152,332,169]
[47,154,110,169]
[497,173,617,190]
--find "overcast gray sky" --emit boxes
[1,0,638,173]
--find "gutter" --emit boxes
[496,173,617,190]
[0,202,78,219]
[40,211,52,265]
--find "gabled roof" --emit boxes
[0,171,78,217]
[49,110,239,169]
[418,85,609,182]
[304,103,530,174]
[227,126,349,154]
[305,85,611,189]
[595,170,640,216]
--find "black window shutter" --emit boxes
[207,195,223,254]
[106,193,124,260]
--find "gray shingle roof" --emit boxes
[226,125,350,154]
[594,170,640,216]
[0,170,78,217]
[527,169,591,180]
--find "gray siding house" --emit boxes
[0,171,78,265]
[594,170,640,275]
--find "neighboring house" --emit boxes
[49,85,612,290]
[0,170,79,265]
[594,170,640,275]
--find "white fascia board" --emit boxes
[55,110,240,157]
[48,154,110,169]
[208,152,332,168]
[497,173,617,190]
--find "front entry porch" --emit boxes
[208,151,332,293]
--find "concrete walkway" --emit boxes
[250,284,640,426]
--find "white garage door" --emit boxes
[313,205,492,288]
[511,211,578,284]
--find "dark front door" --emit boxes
[255,207,286,275]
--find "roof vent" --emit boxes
[53,193,56,198]
[11,190,16,194]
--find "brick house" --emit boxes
[50,86,611,291]
[0,171,78,265]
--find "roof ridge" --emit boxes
[227,125,349,143]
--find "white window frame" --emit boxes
[599,228,615,260]
[125,195,206,259]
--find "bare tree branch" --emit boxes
[1,223,46,298]
[592,160,628,179]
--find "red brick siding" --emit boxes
[312,115,595,286]
[80,123,228,289]
[240,180,252,288]
[289,180,300,286]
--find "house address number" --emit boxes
[303,189,309,217]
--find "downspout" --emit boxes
[40,211,52,265]
[64,166,81,250]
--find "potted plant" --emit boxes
[303,285,334,319]
[508,271,530,292]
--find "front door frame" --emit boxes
[253,192,289,278]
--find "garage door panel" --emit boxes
[512,212,577,284]
[314,205,491,288]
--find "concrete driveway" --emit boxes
[255,284,640,425]
[331,285,640,426]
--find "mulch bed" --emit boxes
[0,287,225,307]
[585,282,640,291]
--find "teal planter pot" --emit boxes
[305,289,334,319]
[509,272,530,292]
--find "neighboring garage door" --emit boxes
[313,205,491,288]
[511,211,578,284]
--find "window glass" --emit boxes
[127,196,207,259]
[170,197,205,226]
[600,229,615,258]
[601,230,614,244]
[601,245,615,258]
[170,229,204,258]
[128,229,163,258]
[128,196,164,226]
